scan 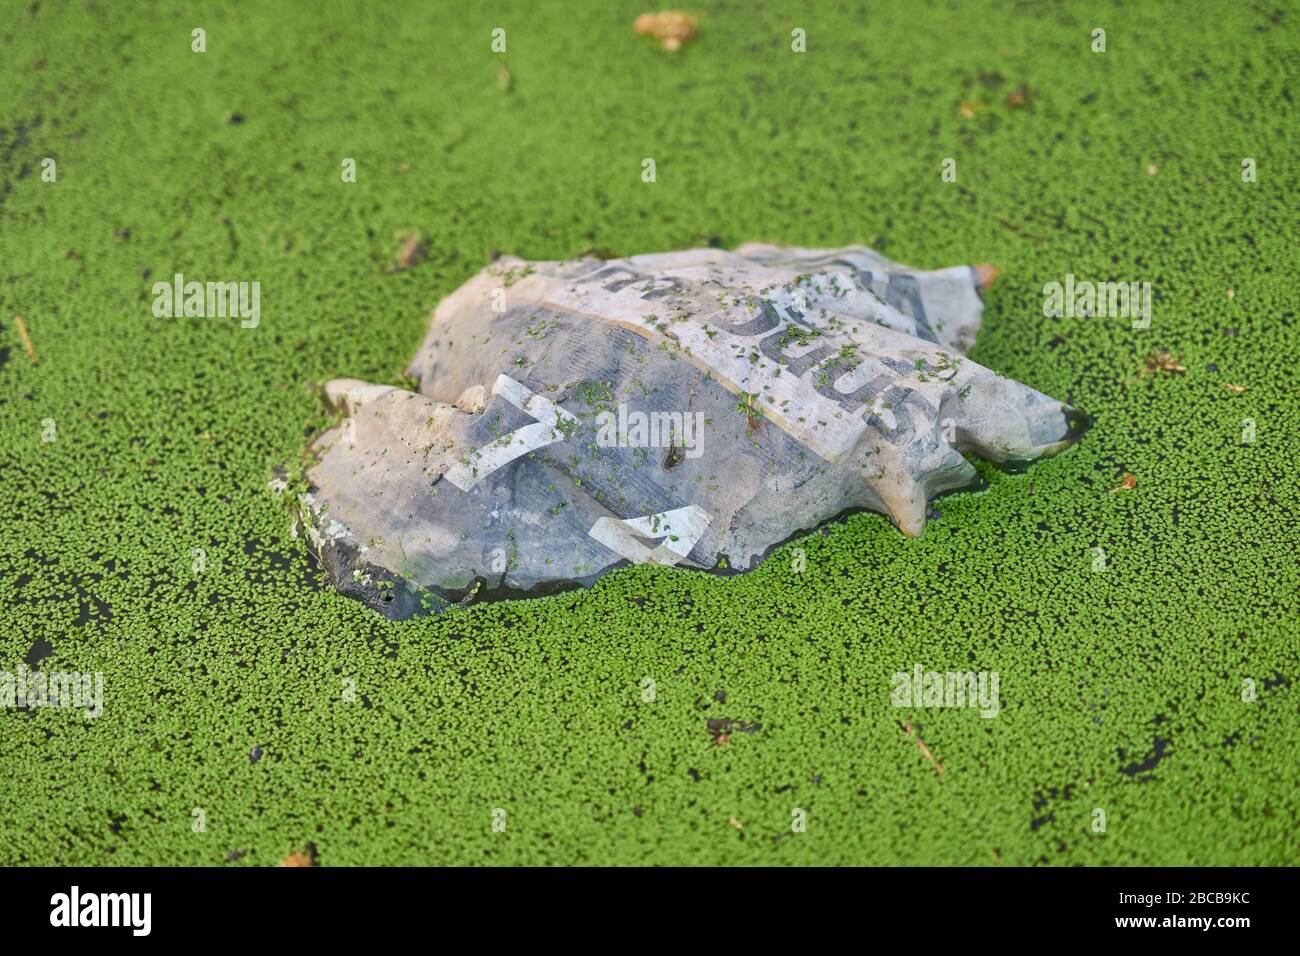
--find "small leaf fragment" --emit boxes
[1109,472,1138,493]
[1140,351,1186,376]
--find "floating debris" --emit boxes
[634,11,698,51]
[294,243,1083,617]
[13,314,36,363]
[1109,472,1138,493]
[708,717,733,745]
[900,721,944,776]
[1141,351,1186,376]
[394,233,428,271]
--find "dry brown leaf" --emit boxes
[713,732,732,746]
[279,851,314,867]
[901,721,943,776]
[634,11,697,51]
[1140,351,1186,376]
[1109,472,1138,493]
[1223,383,1247,394]
[1006,85,1030,108]
[974,263,1001,289]
[13,314,36,363]
[395,233,427,271]
[726,816,743,831]
[958,100,984,119]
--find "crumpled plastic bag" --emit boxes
[286,244,1084,617]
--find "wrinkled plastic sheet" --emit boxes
[287,244,1083,617]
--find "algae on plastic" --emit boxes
[287,244,1083,617]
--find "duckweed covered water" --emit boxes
[0,0,1295,865]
